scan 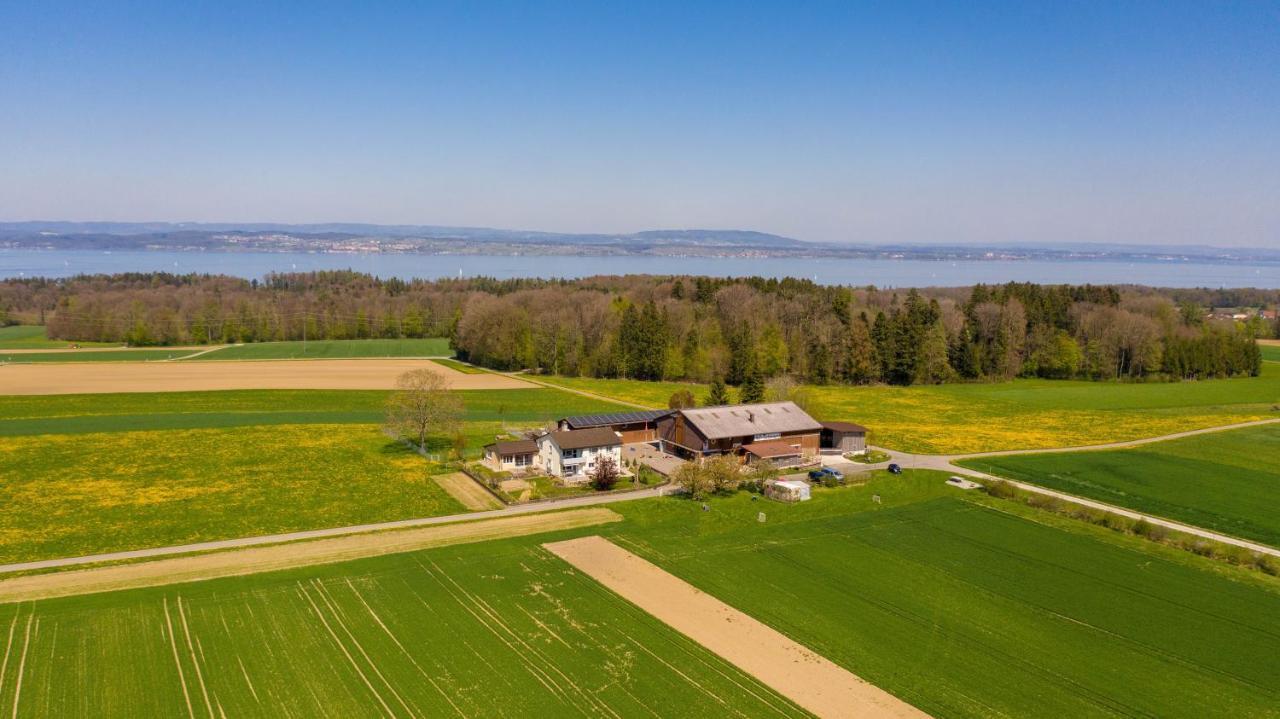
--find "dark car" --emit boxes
[808,467,845,482]
[887,463,903,475]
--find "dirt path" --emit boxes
[0,358,534,394]
[546,536,929,719]
[434,472,504,510]
[0,508,621,603]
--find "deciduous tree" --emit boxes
[385,369,463,450]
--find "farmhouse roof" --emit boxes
[484,439,538,455]
[679,402,821,440]
[821,421,868,434]
[741,440,803,459]
[560,409,672,429]
[541,427,621,451]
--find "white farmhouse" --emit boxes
[537,427,622,482]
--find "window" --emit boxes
[514,454,531,467]
[563,448,580,459]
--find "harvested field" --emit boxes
[546,535,928,719]
[0,508,621,602]
[433,472,503,510]
[0,358,533,394]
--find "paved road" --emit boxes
[0,483,675,575]
[6,418,1276,575]
[866,417,1280,558]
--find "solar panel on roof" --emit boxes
[561,409,671,428]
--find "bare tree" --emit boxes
[385,369,463,450]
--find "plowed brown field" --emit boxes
[0,358,532,394]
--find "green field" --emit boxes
[0,348,202,363]
[0,539,806,718]
[0,387,625,436]
[1263,342,1280,363]
[538,368,1280,453]
[0,325,120,349]
[960,422,1280,546]
[189,338,452,360]
[598,478,1280,717]
[4,473,1277,717]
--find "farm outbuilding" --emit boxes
[821,421,868,455]
[482,439,541,472]
[764,479,811,503]
[558,409,672,444]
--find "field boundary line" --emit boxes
[505,373,655,409]
[544,535,930,719]
[0,508,622,603]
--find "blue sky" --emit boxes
[1,1,1276,246]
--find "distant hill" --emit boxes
[0,221,803,248]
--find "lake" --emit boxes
[1,248,1277,288]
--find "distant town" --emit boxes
[2,221,1277,265]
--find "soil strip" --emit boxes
[544,535,930,719]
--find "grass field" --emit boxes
[0,535,807,718]
[0,387,625,436]
[189,338,452,360]
[1263,342,1280,363]
[538,367,1280,453]
[959,422,1280,547]
[0,348,202,363]
[0,424,472,564]
[3,473,1277,717]
[601,474,1280,717]
[0,386,629,563]
[0,325,120,349]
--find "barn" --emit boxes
[656,401,822,461]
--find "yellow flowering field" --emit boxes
[540,365,1280,454]
[0,424,468,564]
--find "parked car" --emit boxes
[808,467,845,483]
[887,463,903,475]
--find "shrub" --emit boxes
[983,480,1018,500]
[589,455,620,491]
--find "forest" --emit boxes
[1,271,1272,385]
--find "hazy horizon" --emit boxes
[2,2,1277,248]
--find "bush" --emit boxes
[983,480,1018,500]
[589,455,620,491]
[1101,513,1137,533]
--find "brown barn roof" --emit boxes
[680,402,821,440]
[821,421,868,434]
[541,427,621,451]
[741,440,803,459]
[484,439,538,455]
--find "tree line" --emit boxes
[1,271,1271,384]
